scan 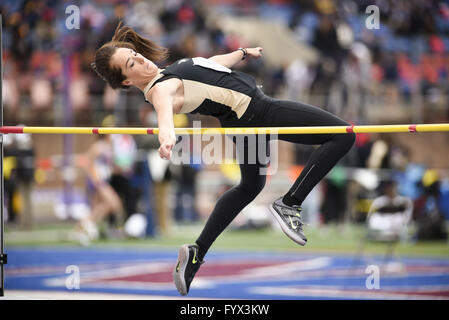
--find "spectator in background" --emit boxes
[173,162,201,224]
[309,14,346,109]
[2,132,35,229]
[14,132,36,230]
[97,114,138,227]
[172,115,202,224]
[132,103,160,237]
[321,165,348,225]
[3,135,18,224]
[110,133,138,220]
[391,145,425,201]
[137,105,172,236]
[76,134,125,245]
[414,169,448,241]
[149,142,173,236]
[367,180,413,242]
[341,42,372,123]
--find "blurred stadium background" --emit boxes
[1,0,449,300]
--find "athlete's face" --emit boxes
[110,47,158,87]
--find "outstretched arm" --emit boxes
[85,142,101,185]
[149,84,177,160]
[209,47,263,68]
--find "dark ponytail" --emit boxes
[111,21,169,62]
[92,22,169,89]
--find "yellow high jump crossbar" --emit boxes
[1,123,449,135]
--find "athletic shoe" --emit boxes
[173,244,204,296]
[270,197,307,245]
[80,219,99,240]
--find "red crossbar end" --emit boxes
[147,129,154,135]
[92,128,99,134]
[408,125,417,133]
[346,126,354,133]
[0,126,25,134]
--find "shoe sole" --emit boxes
[173,244,190,296]
[270,204,307,246]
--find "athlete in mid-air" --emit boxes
[93,22,355,295]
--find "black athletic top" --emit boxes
[143,57,259,120]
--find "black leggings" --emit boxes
[195,90,356,258]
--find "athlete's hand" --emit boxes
[158,130,176,160]
[246,47,263,59]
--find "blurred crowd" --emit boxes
[1,0,449,242]
[286,0,449,124]
[2,0,449,124]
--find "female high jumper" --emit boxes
[92,22,355,296]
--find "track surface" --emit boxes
[2,247,449,300]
